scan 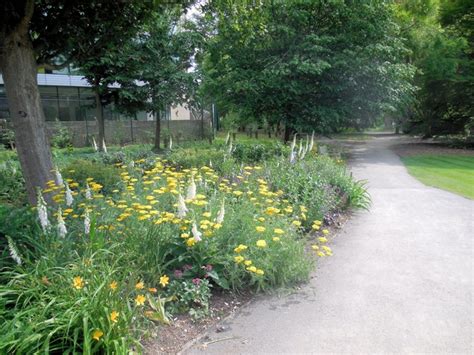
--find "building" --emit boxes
[0,70,210,146]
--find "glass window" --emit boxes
[39,86,59,121]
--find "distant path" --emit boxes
[185,135,473,354]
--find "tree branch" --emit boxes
[18,0,34,34]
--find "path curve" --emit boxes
[185,135,473,354]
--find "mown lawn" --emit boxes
[401,154,474,199]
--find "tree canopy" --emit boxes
[198,0,416,137]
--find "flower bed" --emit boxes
[0,141,367,353]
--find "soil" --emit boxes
[143,290,253,354]
[391,139,474,157]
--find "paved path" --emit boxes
[185,135,473,354]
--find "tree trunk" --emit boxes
[94,89,105,151]
[154,110,161,151]
[1,27,55,204]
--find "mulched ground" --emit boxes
[391,140,474,157]
[143,291,253,354]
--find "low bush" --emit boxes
[0,161,26,206]
[62,159,122,193]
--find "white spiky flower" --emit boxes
[177,194,188,218]
[192,222,202,242]
[102,139,108,153]
[65,181,74,206]
[92,136,98,151]
[85,183,92,200]
[84,209,90,235]
[169,136,173,150]
[129,160,135,168]
[209,160,213,168]
[55,166,64,186]
[216,200,225,224]
[308,131,315,152]
[186,175,196,200]
[225,132,231,145]
[228,141,233,155]
[57,208,67,238]
[37,189,50,232]
[290,134,297,151]
[289,148,296,164]
[298,140,303,157]
[7,235,22,265]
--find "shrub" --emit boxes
[62,159,122,193]
[0,161,26,206]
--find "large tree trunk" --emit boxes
[154,110,161,151]
[94,89,105,151]
[1,27,55,205]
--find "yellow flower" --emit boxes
[135,281,145,290]
[292,220,302,227]
[322,246,332,253]
[159,275,169,287]
[244,260,252,266]
[202,212,211,218]
[256,226,266,233]
[246,266,257,273]
[318,237,328,243]
[186,238,196,247]
[256,240,267,248]
[256,269,264,276]
[257,217,266,222]
[92,329,104,341]
[109,281,118,291]
[135,294,146,306]
[148,287,157,293]
[317,251,325,257]
[274,228,284,235]
[73,276,84,290]
[181,233,190,239]
[233,190,243,197]
[234,244,248,253]
[313,220,322,226]
[311,245,319,251]
[110,310,119,323]
[322,229,329,235]
[272,237,280,242]
[312,224,320,230]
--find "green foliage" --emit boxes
[265,155,371,224]
[51,125,73,149]
[0,247,144,354]
[166,279,212,320]
[0,161,26,206]
[199,1,415,134]
[395,0,473,136]
[62,159,121,192]
[0,140,367,353]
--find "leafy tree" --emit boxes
[0,1,156,203]
[199,1,415,140]
[395,0,473,136]
[115,10,201,151]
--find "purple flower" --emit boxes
[174,269,183,279]
[192,278,201,286]
[183,264,193,271]
[202,264,213,272]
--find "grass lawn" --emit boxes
[401,154,474,199]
